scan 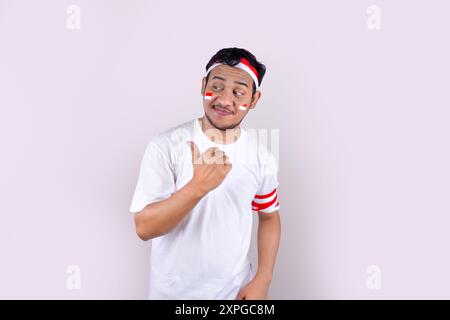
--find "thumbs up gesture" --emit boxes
[187,141,232,195]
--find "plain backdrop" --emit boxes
[1,0,450,299]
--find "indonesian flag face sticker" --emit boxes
[204,91,213,101]
[239,103,248,111]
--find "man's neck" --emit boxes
[199,116,241,145]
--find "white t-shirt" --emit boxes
[129,118,280,299]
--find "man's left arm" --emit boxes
[236,210,281,300]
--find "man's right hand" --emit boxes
[187,141,232,195]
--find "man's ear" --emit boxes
[201,77,206,96]
[249,90,261,109]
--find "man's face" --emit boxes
[201,64,261,130]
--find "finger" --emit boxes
[221,155,230,165]
[203,147,216,158]
[214,151,225,162]
[210,147,221,158]
[204,147,222,163]
[202,148,214,164]
[210,153,227,164]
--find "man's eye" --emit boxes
[212,86,221,91]
[234,91,244,96]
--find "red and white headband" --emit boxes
[206,57,260,90]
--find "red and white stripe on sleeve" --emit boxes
[251,187,280,213]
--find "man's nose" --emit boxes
[214,90,234,107]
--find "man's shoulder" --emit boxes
[148,118,197,154]
[245,128,278,164]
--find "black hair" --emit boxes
[205,47,266,96]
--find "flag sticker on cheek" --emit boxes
[239,103,248,111]
[204,92,213,100]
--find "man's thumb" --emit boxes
[186,140,200,162]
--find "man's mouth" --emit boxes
[213,105,233,116]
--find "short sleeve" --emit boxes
[129,140,176,214]
[251,152,280,214]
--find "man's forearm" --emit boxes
[255,212,281,284]
[134,180,206,240]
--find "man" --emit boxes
[129,47,281,300]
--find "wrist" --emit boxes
[254,271,273,285]
[186,179,209,199]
